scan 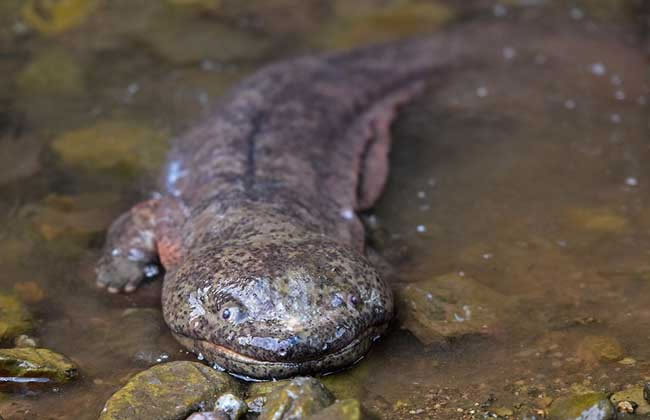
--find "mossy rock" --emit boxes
[548,392,614,420]
[315,0,455,50]
[246,379,291,413]
[22,0,99,35]
[259,377,335,420]
[51,120,169,176]
[0,294,33,343]
[16,49,85,97]
[99,361,242,420]
[307,399,363,420]
[320,362,369,400]
[0,347,78,384]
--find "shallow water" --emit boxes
[0,1,648,419]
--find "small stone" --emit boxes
[618,357,636,366]
[245,380,291,414]
[0,347,79,389]
[259,377,334,420]
[99,361,242,420]
[611,387,650,415]
[616,400,636,414]
[644,383,650,403]
[493,407,514,417]
[547,392,614,420]
[186,413,229,420]
[215,393,247,420]
[13,334,38,348]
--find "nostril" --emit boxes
[349,294,359,307]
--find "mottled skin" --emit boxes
[96,26,486,379]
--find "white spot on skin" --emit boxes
[625,177,638,187]
[493,4,507,17]
[564,99,576,110]
[611,74,623,85]
[476,87,488,98]
[340,208,355,220]
[535,54,547,65]
[127,248,145,261]
[615,90,625,100]
[570,7,584,20]
[590,63,606,76]
[416,225,427,233]
[166,160,189,196]
[188,291,206,320]
[127,83,140,96]
[502,47,516,60]
[610,113,622,124]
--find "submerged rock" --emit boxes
[258,377,335,420]
[315,1,455,50]
[611,387,650,416]
[577,335,624,363]
[0,347,79,388]
[0,293,33,343]
[22,0,99,35]
[99,361,242,420]
[134,8,271,65]
[566,207,628,234]
[307,399,363,420]
[396,273,510,346]
[51,120,168,176]
[547,392,614,420]
[548,392,616,420]
[16,49,85,97]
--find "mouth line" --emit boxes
[175,324,383,367]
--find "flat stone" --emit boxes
[577,335,624,363]
[396,272,510,346]
[99,361,242,420]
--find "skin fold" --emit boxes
[96,23,497,379]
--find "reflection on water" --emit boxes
[0,0,648,419]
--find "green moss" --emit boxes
[0,348,78,384]
[99,361,242,420]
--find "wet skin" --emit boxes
[96,25,494,379]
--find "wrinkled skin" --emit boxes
[96,24,498,379]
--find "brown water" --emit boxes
[0,1,648,419]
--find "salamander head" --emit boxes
[162,235,393,380]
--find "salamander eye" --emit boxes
[349,294,360,307]
[222,308,231,320]
[220,303,245,323]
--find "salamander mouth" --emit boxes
[171,323,388,380]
